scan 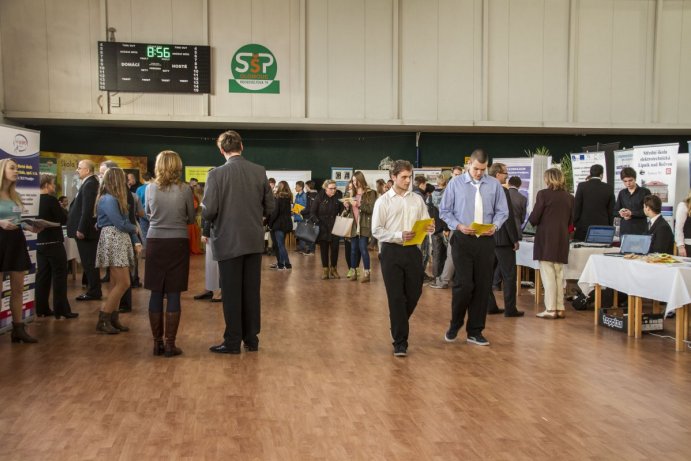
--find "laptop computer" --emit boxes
[578,225,616,247]
[604,234,652,257]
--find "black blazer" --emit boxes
[647,217,674,254]
[494,187,519,247]
[573,178,614,241]
[66,175,99,240]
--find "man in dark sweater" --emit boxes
[644,195,674,254]
[573,164,614,241]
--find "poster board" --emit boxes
[493,157,533,209]
[266,170,312,193]
[613,149,634,197]
[570,151,607,191]
[412,168,445,188]
[330,167,353,193]
[359,170,390,192]
[0,125,41,332]
[632,143,679,223]
[185,166,215,183]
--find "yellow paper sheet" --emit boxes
[403,218,435,246]
[469,222,494,236]
[292,203,305,214]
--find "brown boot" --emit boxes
[110,311,129,332]
[360,270,370,283]
[164,312,183,357]
[329,267,341,279]
[96,311,119,334]
[321,267,330,280]
[149,311,164,356]
[11,322,38,343]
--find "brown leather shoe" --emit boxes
[556,311,566,319]
[164,312,183,357]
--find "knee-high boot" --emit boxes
[149,311,164,356]
[164,311,183,357]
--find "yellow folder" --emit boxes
[403,218,435,246]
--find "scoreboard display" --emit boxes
[98,41,211,94]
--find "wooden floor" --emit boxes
[1,248,690,460]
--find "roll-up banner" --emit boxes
[570,152,607,192]
[613,150,634,197]
[632,143,679,224]
[0,124,41,331]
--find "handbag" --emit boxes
[331,214,354,237]
[295,218,320,243]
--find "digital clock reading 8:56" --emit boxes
[147,45,170,59]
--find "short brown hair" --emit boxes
[390,160,413,177]
[644,194,661,214]
[488,162,506,178]
[414,175,427,187]
[217,130,243,153]
[40,173,55,189]
[620,167,636,181]
[470,149,488,164]
[543,168,565,191]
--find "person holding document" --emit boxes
[372,160,434,357]
[439,149,508,346]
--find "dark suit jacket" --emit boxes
[66,174,99,240]
[508,187,527,239]
[529,188,574,264]
[647,216,674,254]
[201,155,274,261]
[573,178,614,241]
[494,187,519,247]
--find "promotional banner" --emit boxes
[632,143,679,222]
[265,170,312,193]
[613,149,634,197]
[412,168,444,187]
[0,124,41,330]
[570,151,607,191]
[185,166,215,183]
[331,167,353,193]
[493,157,532,207]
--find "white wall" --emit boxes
[1,0,691,131]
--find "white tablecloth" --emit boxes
[516,241,615,280]
[578,254,691,314]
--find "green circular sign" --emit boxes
[230,44,279,93]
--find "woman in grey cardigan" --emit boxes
[145,151,196,356]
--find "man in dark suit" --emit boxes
[203,130,275,354]
[644,195,674,254]
[486,163,523,317]
[573,164,614,241]
[507,176,528,240]
[66,159,101,301]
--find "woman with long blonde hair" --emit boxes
[94,167,141,334]
[0,158,43,343]
[344,171,377,282]
[528,168,574,319]
[144,150,195,356]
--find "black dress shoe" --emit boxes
[487,308,505,315]
[209,343,241,354]
[243,343,259,352]
[36,310,55,318]
[504,310,525,318]
[76,294,101,301]
[193,291,213,300]
[55,311,79,319]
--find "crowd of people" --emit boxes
[1,132,685,357]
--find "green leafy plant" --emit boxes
[523,146,551,158]
[558,154,574,193]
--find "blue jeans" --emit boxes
[350,236,370,270]
[139,217,150,248]
[272,230,290,267]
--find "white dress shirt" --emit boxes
[372,188,430,246]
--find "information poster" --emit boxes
[265,170,312,193]
[0,125,41,331]
[185,166,215,183]
[632,143,679,222]
[493,157,532,206]
[412,168,444,188]
[570,151,607,191]
[613,149,634,197]
[331,167,353,193]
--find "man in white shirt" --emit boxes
[372,160,435,357]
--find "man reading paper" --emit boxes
[372,160,434,357]
[439,149,508,346]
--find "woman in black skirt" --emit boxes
[145,151,195,357]
[0,158,43,343]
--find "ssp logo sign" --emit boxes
[229,44,280,94]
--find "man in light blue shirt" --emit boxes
[439,149,509,346]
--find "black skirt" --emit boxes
[0,228,31,272]
[144,238,190,292]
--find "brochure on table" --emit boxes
[0,124,40,332]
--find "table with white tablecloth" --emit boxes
[516,241,616,303]
[578,254,691,350]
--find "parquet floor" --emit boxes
[1,249,690,460]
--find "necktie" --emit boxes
[473,182,483,224]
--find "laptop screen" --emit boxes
[585,226,615,244]
[620,234,652,255]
